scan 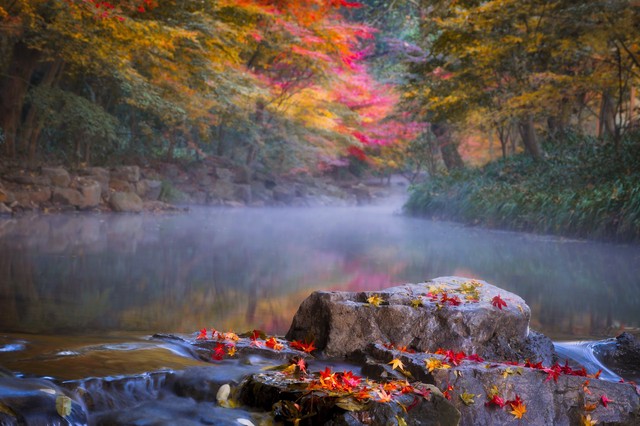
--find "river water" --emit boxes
[0,203,639,380]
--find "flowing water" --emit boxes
[0,203,639,381]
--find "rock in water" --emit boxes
[286,276,555,363]
[109,191,144,213]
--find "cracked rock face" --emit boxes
[286,276,554,363]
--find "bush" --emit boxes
[405,131,640,242]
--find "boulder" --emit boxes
[0,376,88,425]
[75,177,101,209]
[367,344,640,426]
[79,167,109,198]
[351,183,372,205]
[238,372,460,425]
[215,168,235,182]
[109,192,143,213]
[12,187,51,207]
[51,187,83,207]
[286,277,554,363]
[135,179,162,201]
[273,186,296,204]
[4,172,50,186]
[109,178,133,193]
[207,180,235,201]
[595,332,640,382]
[234,166,251,184]
[0,202,11,215]
[41,167,70,187]
[111,165,140,183]
[233,184,252,204]
[0,186,16,204]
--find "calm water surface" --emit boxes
[0,204,639,378]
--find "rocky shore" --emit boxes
[0,157,393,215]
[0,277,638,425]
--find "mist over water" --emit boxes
[0,204,639,340]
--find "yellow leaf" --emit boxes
[581,414,598,425]
[459,392,476,405]
[410,299,423,308]
[389,358,405,371]
[502,367,514,379]
[510,402,527,419]
[396,415,408,426]
[367,294,384,307]
[56,395,72,418]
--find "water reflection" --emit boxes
[0,206,639,340]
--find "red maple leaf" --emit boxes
[212,343,225,360]
[467,354,484,362]
[290,339,316,353]
[491,294,507,310]
[196,328,207,340]
[444,350,466,366]
[485,394,506,408]
[543,365,561,382]
[601,394,613,407]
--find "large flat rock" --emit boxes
[286,276,554,362]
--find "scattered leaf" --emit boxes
[459,392,476,405]
[367,294,384,307]
[56,395,72,418]
[389,358,405,371]
[491,294,507,310]
[600,394,613,408]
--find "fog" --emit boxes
[0,205,639,340]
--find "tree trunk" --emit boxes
[166,132,176,161]
[432,123,464,171]
[0,42,40,157]
[518,117,542,160]
[598,90,616,139]
[24,59,64,165]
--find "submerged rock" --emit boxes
[0,376,88,425]
[287,276,555,363]
[595,332,640,382]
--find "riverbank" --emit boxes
[0,156,399,214]
[405,132,640,243]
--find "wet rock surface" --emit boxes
[595,332,640,383]
[287,276,555,363]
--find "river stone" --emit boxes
[0,202,11,215]
[0,184,15,204]
[75,177,101,209]
[135,179,162,201]
[234,184,252,204]
[238,372,460,425]
[52,187,85,207]
[0,376,88,425]
[216,168,234,182]
[109,191,143,213]
[12,186,52,207]
[4,172,51,186]
[79,167,110,198]
[286,276,550,361]
[595,332,640,382]
[41,167,70,187]
[111,165,140,183]
[109,178,133,193]
[368,344,640,426]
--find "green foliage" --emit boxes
[405,131,640,242]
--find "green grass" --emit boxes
[405,132,640,242]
